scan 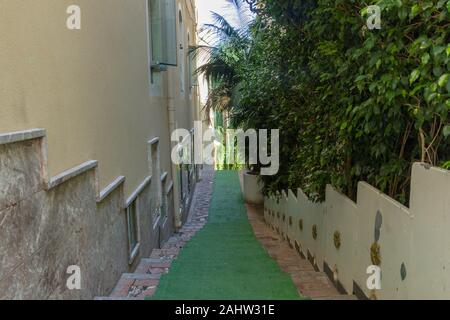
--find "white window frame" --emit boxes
[148,137,162,229]
[161,172,169,224]
[126,198,141,264]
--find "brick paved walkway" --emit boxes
[150,170,299,299]
[246,204,356,300]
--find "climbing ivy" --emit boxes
[233,0,450,203]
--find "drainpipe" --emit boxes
[166,68,182,230]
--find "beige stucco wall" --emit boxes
[0,0,198,198]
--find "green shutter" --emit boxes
[189,48,198,87]
[150,0,177,66]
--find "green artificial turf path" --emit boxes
[150,170,301,300]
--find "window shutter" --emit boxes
[150,0,177,66]
[189,47,198,87]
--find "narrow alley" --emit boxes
[97,168,353,300]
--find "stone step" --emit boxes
[122,272,161,280]
[110,272,160,298]
[167,236,183,244]
[99,168,216,301]
[315,294,358,300]
[110,276,134,297]
[139,258,173,268]
[162,242,184,249]
[140,257,173,263]
[128,284,157,299]
[135,259,171,275]
[150,247,180,258]
[181,224,204,228]
[179,228,202,233]
[94,296,139,300]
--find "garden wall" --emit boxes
[264,163,450,300]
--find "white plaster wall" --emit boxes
[324,185,358,294]
[269,193,280,232]
[286,190,298,247]
[271,192,281,235]
[410,163,450,299]
[279,191,289,240]
[293,189,325,270]
[264,196,275,230]
[355,182,411,300]
[265,162,450,299]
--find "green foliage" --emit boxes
[443,160,450,169]
[233,0,450,203]
[214,126,246,171]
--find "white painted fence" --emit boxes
[264,163,450,300]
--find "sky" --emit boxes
[195,0,253,40]
[194,0,253,105]
[195,0,233,104]
[196,0,231,28]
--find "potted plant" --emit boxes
[242,164,264,205]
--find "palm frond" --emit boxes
[195,0,255,123]
[196,59,235,85]
[204,11,240,41]
[189,45,219,61]
[202,82,233,125]
[224,0,253,36]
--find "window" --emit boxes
[188,33,198,96]
[161,174,168,219]
[188,130,195,194]
[148,0,177,67]
[167,183,175,221]
[179,164,187,209]
[147,0,177,93]
[179,9,185,94]
[126,200,139,260]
